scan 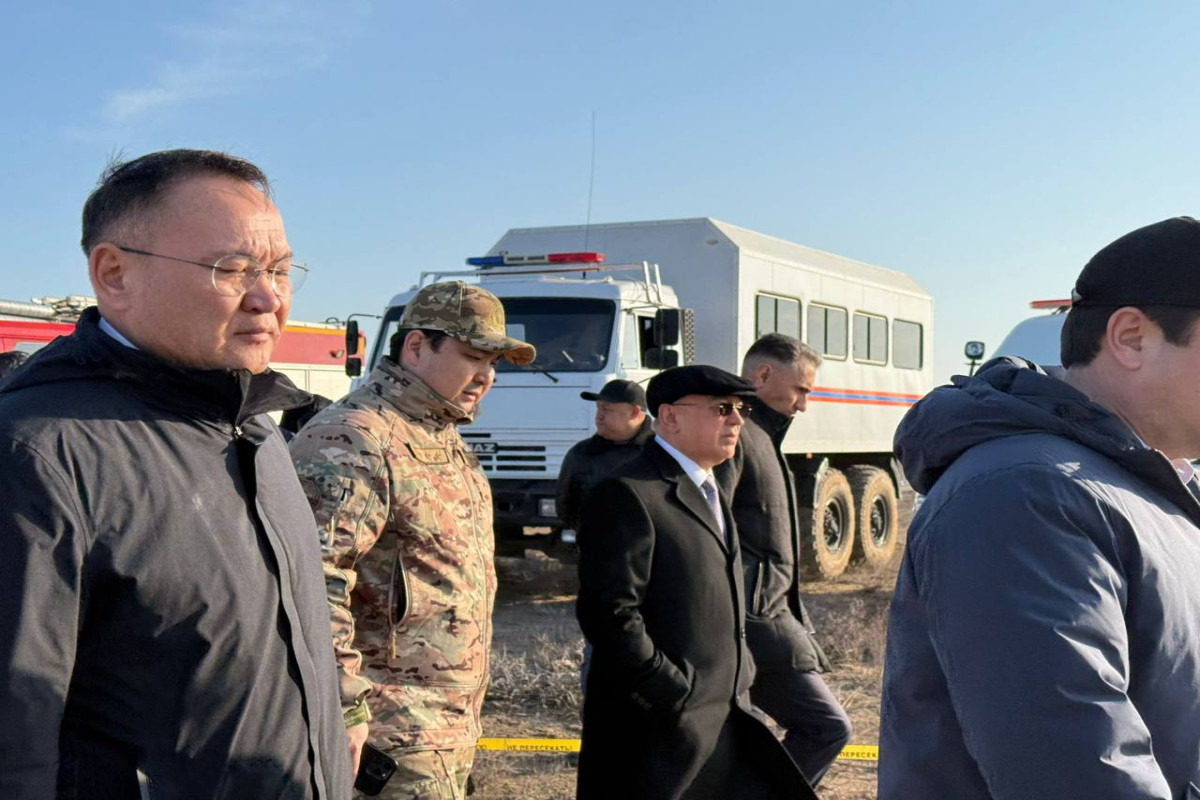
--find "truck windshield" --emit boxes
[371,296,615,373]
[496,297,615,373]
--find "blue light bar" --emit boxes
[466,255,506,267]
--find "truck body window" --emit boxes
[893,319,924,369]
[808,303,847,359]
[853,312,888,365]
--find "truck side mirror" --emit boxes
[345,320,360,356]
[345,357,362,378]
[653,309,681,347]
[644,347,679,370]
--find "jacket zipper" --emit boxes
[454,444,490,739]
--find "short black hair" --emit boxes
[1060,305,1200,367]
[742,332,821,376]
[388,328,451,362]
[0,350,29,381]
[81,149,271,255]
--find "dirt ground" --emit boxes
[471,493,913,800]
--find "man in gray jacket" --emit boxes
[881,216,1200,798]
[0,150,351,798]
[717,334,850,786]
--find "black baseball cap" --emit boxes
[1072,217,1200,308]
[581,379,646,408]
[645,365,755,416]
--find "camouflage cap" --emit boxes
[401,281,536,365]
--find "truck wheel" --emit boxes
[848,466,899,569]
[800,468,856,580]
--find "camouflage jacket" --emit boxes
[289,359,496,753]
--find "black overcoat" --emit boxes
[576,440,813,799]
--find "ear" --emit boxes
[1105,307,1154,370]
[656,404,677,433]
[88,243,137,313]
[400,330,426,368]
[753,361,771,388]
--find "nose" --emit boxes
[241,270,283,314]
[476,361,496,388]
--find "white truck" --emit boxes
[360,218,935,578]
[993,299,1070,367]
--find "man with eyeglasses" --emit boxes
[576,365,815,800]
[290,281,535,800]
[717,334,852,788]
[0,149,351,798]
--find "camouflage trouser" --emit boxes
[359,746,476,800]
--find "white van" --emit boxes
[990,299,1071,368]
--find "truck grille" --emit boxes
[458,434,552,472]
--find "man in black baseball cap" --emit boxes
[558,380,652,534]
[576,364,812,799]
[881,217,1200,798]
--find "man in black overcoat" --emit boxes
[576,365,816,800]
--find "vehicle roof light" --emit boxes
[1029,299,1072,309]
[466,252,606,268]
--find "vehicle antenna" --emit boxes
[583,110,597,256]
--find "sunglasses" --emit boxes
[669,401,749,418]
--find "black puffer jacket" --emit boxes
[717,405,828,673]
[556,418,654,530]
[0,309,352,799]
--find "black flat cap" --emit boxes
[646,365,755,416]
[581,379,647,408]
[1073,216,1200,307]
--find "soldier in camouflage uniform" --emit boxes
[290,281,535,799]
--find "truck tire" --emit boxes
[848,466,899,569]
[800,468,856,580]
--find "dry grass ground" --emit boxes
[471,491,912,799]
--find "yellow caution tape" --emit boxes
[478,738,580,753]
[835,744,880,762]
[477,738,879,762]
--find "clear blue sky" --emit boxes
[4,0,1199,381]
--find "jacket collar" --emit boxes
[369,357,472,429]
[646,439,730,553]
[749,401,794,442]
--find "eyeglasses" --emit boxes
[116,246,308,297]
[669,401,750,418]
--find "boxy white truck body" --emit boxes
[366,218,935,576]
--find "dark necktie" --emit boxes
[700,475,727,541]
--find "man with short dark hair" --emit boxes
[577,365,815,800]
[881,216,1200,798]
[718,333,851,787]
[557,379,654,532]
[0,149,351,797]
[290,281,535,799]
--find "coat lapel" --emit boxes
[647,441,730,554]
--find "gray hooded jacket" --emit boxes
[880,357,1200,800]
